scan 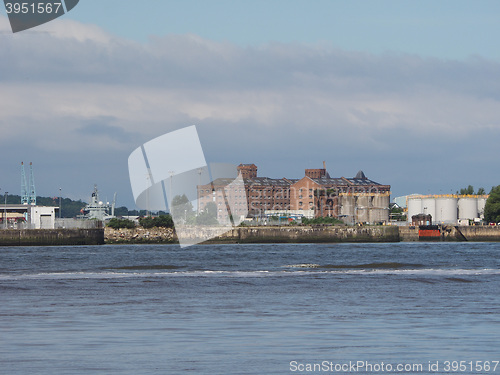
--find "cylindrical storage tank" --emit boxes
[371,195,390,223]
[421,198,436,222]
[356,196,370,223]
[458,197,478,220]
[435,197,458,224]
[407,197,422,223]
[477,197,487,216]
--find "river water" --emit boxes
[1,242,499,374]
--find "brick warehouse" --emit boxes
[197,164,391,224]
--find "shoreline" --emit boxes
[104,225,500,245]
[1,225,499,246]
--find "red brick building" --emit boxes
[197,164,391,223]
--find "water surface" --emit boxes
[1,242,499,374]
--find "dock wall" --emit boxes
[207,225,400,243]
[0,229,104,246]
[398,226,420,242]
[445,226,500,242]
[399,225,500,242]
[105,225,400,244]
[105,225,500,244]
[5,225,496,246]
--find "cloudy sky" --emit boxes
[1,0,499,208]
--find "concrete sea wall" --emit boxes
[399,225,500,242]
[3,225,498,246]
[398,226,420,242]
[445,226,500,242]
[105,225,400,244]
[104,225,500,244]
[0,229,104,246]
[191,225,400,244]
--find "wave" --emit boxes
[283,262,426,270]
[110,265,182,270]
[1,268,500,280]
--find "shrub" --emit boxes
[302,216,343,225]
[139,215,174,229]
[107,218,136,229]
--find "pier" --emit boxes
[0,229,104,246]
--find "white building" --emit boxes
[1,205,58,229]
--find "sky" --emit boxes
[1,1,500,208]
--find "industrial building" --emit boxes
[1,204,58,229]
[197,163,391,224]
[406,194,488,225]
[0,162,59,229]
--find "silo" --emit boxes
[435,197,458,224]
[407,197,422,223]
[371,194,390,223]
[421,197,436,222]
[477,197,487,217]
[458,197,478,220]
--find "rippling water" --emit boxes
[1,242,499,374]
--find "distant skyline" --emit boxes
[1,1,499,208]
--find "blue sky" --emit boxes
[1,1,500,208]
[60,0,500,60]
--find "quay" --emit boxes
[105,225,500,244]
[0,228,104,246]
[1,225,500,246]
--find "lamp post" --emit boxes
[4,191,8,229]
[59,188,62,219]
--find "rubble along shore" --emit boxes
[104,227,176,244]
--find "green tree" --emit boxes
[390,206,407,222]
[477,187,486,195]
[484,186,500,223]
[107,218,136,229]
[138,215,174,228]
[114,206,131,216]
[459,185,475,195]
[302,216,343,225]
[139,216,155,228]
[154,215,174,228]
[196,201,218,225]
[171,194,194,222]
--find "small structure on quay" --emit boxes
[412,214,432,226]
